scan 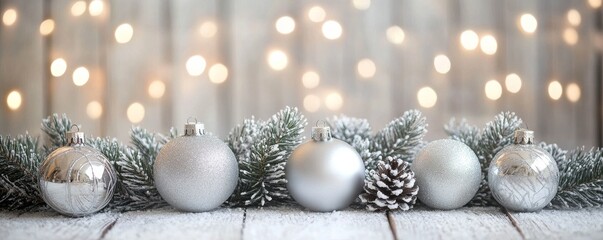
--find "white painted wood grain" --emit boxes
[392,207,522,240]
[103,207,244,240]
[243,206,394,240]
[0,210,117,240]
[511,208,603,240]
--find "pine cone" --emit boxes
[359,156,418,211]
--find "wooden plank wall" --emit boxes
[0,0,599,149]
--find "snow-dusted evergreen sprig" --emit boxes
[445,112,522,206]
[0,135,44,210]
[41,113,73,155]
[372,110,427,163]
[228,106,307,207]
[549,147,603,209]
[225,117,264,206]
[444,118,480,151]
[327,115,372,143]
[360,156,418,211]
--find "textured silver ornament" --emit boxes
[154,121,238,212]
[411,139,481,210]
[39,125,117,217]
[286,123,365,212]
[488,129,559,212]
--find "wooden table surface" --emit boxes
[1,206,602,240]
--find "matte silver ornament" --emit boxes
[154,120,238,212]
[488,129,559,212]
[286,123,365,211]
[412,139,481,210]
[39,125,117,217]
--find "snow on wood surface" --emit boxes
[243,206,394,240]
[2,207,603,240]
[103,207,244,240]
[0,210,117,240]
[510,208,603,240]
[392,207,523,240]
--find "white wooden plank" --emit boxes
[243,206,394,240]
[103,207,244,240]
[0,210,117,240]
[511,208,603,240]
[392,207,522,240]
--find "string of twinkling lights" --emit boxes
[1,0,596,123]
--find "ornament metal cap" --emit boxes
[514,129,534,145]
[184,117,205,136]
[312,120,332,142]
[66,125,85,146]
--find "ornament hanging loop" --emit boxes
[312,120,332,142]
[184,117,205,136]
[66,124,85,146]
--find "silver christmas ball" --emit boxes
[488,129,559,212]
[39,127,117,217]
[411,139,481,210]
[154,122,238,212]
[286,125,365,211]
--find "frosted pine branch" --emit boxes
[372,110,427,163]
[228,107,307,207]
[444,118,480,152]
[549,147,603,209]
[41,114,73,156]
[326,115,372,144]
[0,135,44,210]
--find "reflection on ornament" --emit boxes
[488,129,559,212]
[286,123,365,211]
[39,125,117,217]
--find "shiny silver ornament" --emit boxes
[412,139,481,210]
[39,125,117,217]
[488,129,559,212]
[286,123,365,211]
[154,120,238,212]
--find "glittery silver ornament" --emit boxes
[488,129,559,212]
[286,123,365,212]
[39,125,117,217]
[411,139,481,210]
[154,121,238,212]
